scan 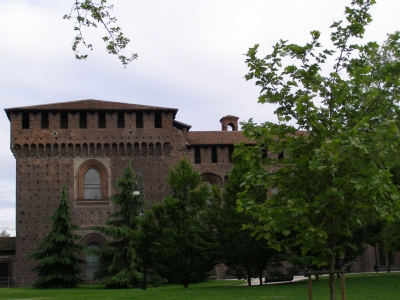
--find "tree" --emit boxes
[238,1,400,299]
[211,151,282,286]
[381,220,400,272]
[334,225,367,276]
[148,158,216,288]
[0,229,10,237]
[64,1,137,66]
[28,186,85,288]
[92,163,143,288]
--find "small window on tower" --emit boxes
[212,146,218,163]
[154,112,162,128]
[195,147,201,164]
[117,112,125,128]
[136,112,143,128]
[41,112,49,129]
[22,112,30,129]
[80,112,87,129]
[60,112,68,129]
[98,112,106,128]
[228,145,234,163]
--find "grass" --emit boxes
[1,272,399,300]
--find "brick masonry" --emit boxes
[5,99,254,283]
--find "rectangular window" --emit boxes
[60,112,68,129]
[80,112,87,128]
[195,147,201,164]
[228,145,234,163]
[154,112,162,128]
[98,112,106,128]
[212,146,218,163]
[41,112,49,129]
[136,112,143,128]
[117,112,125,128]
[22,112,30,129]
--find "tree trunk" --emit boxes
[259,271,263,286]
[328,233,337,300]
[247,269,252,286]
[386,252,391,273]
[335,256,341,279]
[374,246,379,273]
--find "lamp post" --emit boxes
[133,168,146,290]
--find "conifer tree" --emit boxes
[149,158,216,288]
[211,151,282,286]
[29,186,85,288]
[93,163,143,288]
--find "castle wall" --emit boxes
[9,109,194,282]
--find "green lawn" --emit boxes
[1,273,399,300]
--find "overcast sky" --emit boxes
[0,0,399,236]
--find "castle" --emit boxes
[2,99,253,284]
[1,99,397,285]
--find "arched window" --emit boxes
[84,169,101,199]
[76,159,109,203]
[85,242,101,279]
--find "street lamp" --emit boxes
[133,168,146,290]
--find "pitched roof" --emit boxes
[0,237,15,252]
[5,99,178,113]
[187,131,255,145]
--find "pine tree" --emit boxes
[212,151,282,286]
[29,186,85,288]
[92,163,143,288]
[149,158,216,288]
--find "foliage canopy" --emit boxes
[239,0,400,298]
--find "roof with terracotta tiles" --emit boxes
[5,99,178,113]
[187,131,255,145]
[0,237,15,252]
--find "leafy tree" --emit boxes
[148,158,216,288]
[92,164,143,288]
[28,186,85,288]
[211,151,282,286]
[64,1,137,66]
[238,1,400,299]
